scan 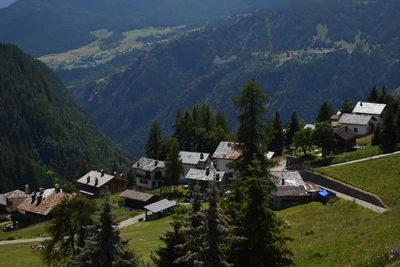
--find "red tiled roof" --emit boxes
[17,192,69,216]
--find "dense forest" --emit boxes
[0,0,285,56]
[0,44,130,192]
[58,0,400,156]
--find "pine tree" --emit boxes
[316,101,334,122]
[165,138,184,188]
[146,121,162,160]
[71,195,139,267]
[43,196,98,266]
[286,111,300,146]
[216,111,230,133]
[224,160,293,267]
[269,111,285,156]
[380,104,397,152]
[74,160,89,179]
[368,86,378,102]
[152,209,188,267]
[371,124,381,146]
[127,168,135,189]
[340,99,354,113]
[231,78,271,176]
[174,109,195,151]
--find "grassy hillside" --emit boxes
[63,0,400,156]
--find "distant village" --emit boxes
[0,100,388,229]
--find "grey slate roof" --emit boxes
[144,199,176,213]
[185,168,226,182]
[0,190,28,206]
[352,101,386,115]
[76,170,115,188]
[270,171,307,197]
[212,141,241,160]
[132,157,165,172]
[119,190,155,202]
[334,125,358,140]
[179,151,209,165]
[338,113,373,126]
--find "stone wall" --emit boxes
[299,170,386,208]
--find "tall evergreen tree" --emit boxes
[316,101,334,122]
[380,104,398,152]
[231,78,270,176]
[74,160,89,180]
[174,109,195,151]
[216,111,230,133]
[165,138,184,188]
[72,195,139,267]
[368,86,378,102]
[224,160,293,267]
[201,104,216,132]
[269,111,285,156]
[146,121,163,160]
[286,111,300,146]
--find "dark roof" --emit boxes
[330,114,340,121]
[334,126,358,141]
[119,190,155,202]
[17,190,69,216]
[132,157,165,172]
[144,199,177,213]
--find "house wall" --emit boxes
[134,168,165,190]
[103,179,127,194]
[339,123,370,136]
[215,159,235,175]
[180,163,195,183]
[7,197,27,213]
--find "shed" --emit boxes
[334,126,358,153]
[119,190,159,209]
[144,199,177,221]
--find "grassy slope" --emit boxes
[0,242,43,267]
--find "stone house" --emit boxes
[179,151,210,183]
[133,157,165,190]
[77,170,127,197]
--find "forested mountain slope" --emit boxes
[66,0,400,155]
[0,0,284,56]
[0,44,129,192]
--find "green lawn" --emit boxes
[0,221,49,241]
[121,216,172,266]
[316,153,400,206]
[0,242,43,266]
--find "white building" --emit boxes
[132,157,165,190]
[212,141,240,178]
[352,101,386,128]
[179,151,210,183]
[338,113,373,136]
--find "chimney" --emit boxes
[36,194,42,205]
[137,162,140,167]
[200,153,204,160]
[25,184,29,194]
[120,173,124,178]
[227,142,231,147]
[113,171,117,176]
[101,169,104,177]
[39,188,44,195]
[31,192,36,204]
[55,184,61,193]
[87,176,91,184]
[360,101,363,106]
[215,173,220,181]
[206,167,210,176]
[345,126,348,132]
[155,160,158,166]
[94,178,98,186]
[282,179,285,186]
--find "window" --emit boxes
[139,178,148,185]
[354,128,358,133]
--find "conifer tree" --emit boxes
[371,125,381,146]
[201,104,216,132]
[127,168,135,189]
[174,109,195,151]
[316,101,334,122]
[231,78,270,176]
[71,195,139,267]
[368,86,378,102]
[286,111,300,146]
[312,121,337,156]
[74,160,89,179]
[216,111,230,133]
[380,104,398,152]
[269,111,285,156]
[146,121,162,160]
[340,99,354,113]
[224,160,293,267]
[165,138,184,189]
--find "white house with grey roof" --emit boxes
[338,113,374,136]
[132,157,165,190]
[352,101,386,128]
[185,167,227,190]
[212,141,240,178]
[179,151,210,183]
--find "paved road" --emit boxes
[0,213,146,246]
[327,151,400,168]
[316,185,387,213]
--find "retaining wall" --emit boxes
[299,170,386,208]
